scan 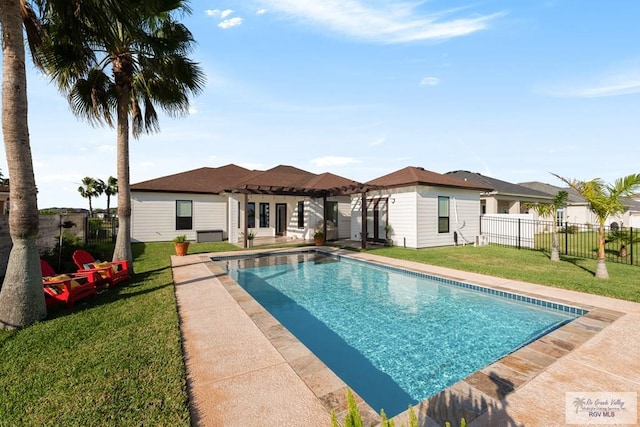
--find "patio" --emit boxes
[172,248,640,426]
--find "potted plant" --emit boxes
[173,235,189,256]
[313,229,325,246]
[384,224,393,246]
[242,230,256,248]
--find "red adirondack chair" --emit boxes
[41,259,98,308]
[72,250,130,288]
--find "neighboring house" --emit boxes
[445,171,552,217]
[519,181,640,228]
[130,164,360,244]
[356,166,492,248]
[0,185,9,214]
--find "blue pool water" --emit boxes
[216,252,578,416]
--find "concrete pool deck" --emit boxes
[171,248,640,426]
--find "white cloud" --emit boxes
[540,65,640,98]
[310,156,361,167]
[219,17,243,29]
[255,1,505,43]
[420,77,440,86]
[257,8,267,15]
[188,106,198,115]
[370,137,385,146]
[205,9,234,18]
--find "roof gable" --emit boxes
[131,164,254,194]
[367,166,492,191]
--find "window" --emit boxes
[438,196,449,233]
[176,200,193,230]
[297,201,304,228]
[247,202,255,228]
[259,203,269,227]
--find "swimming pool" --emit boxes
[214,251,581,416]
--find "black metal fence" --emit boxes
[85,217,118,245]
[480,215,639,266]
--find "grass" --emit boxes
[1,240,639,426]
[368,245,640,303]
[0,241,238,427]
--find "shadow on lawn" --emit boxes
[560,255,597,276]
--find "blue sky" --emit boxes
[5,0,640,208]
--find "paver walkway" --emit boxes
[172,248,640,427]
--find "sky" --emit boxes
[3,0,640,209]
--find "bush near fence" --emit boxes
[480,215,639,267]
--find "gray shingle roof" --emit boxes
[445,171,552,199]
[366,166,492,191]
[517,181,586,204]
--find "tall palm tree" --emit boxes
[103,176,117,218]
[0,0,46,328]
[553,173,640,279]
[526,190,568,262]
[39,0,204,272]
[78,176,101,217]
[0,0,134,328]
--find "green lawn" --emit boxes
[368,245,640,302]
[1,241,638,426]
[0,241,238,427]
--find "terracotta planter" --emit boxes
[314,236,324,246]
[174,242,189,256]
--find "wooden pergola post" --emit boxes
[322,195,327,239]
[243,193,248,248]
[361,191,367,249]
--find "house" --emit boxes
[519,181,640,228]
[354,166,492,248]
[0,185,9,214]
[130,164,361,245]
[445,171,552,217]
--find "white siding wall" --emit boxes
[131,192,227,242]
[417,187,481,248]
[308,198,324,239]
[351,187,418,247]
[228,195,241,244]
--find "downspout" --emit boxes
[361,191,367,249]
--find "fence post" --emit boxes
[517,218,521,250]
[564,222,569,255]
[631,227,634,266]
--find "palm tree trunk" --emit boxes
[112,72,134,274]
[550,221,560,262]
[0,0,47,328]
[596,222,609,279]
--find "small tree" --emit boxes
[526,190,568,262]
[553,173,640,279]
[102,176,117,217]
[77,176,101,217]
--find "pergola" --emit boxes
[231,183,385,249]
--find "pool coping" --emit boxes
[172,248,640,426]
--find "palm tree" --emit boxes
[103,176,117,218]
[39,0,205,272]
[77,176,101,217]
[553,173,640,279]
[0,0,46,328]
[526,191,568,262]
[0,0,133,328]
